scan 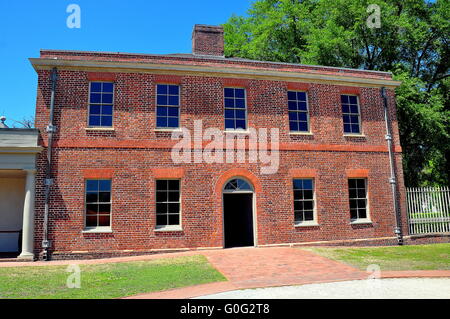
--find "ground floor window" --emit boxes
[156,179,181,227]
[293,179,315,224]
[348,178,368,221]
[85,179,112,228]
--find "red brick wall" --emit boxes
[33,67,407,257]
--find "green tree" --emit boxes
[224,0,449,186]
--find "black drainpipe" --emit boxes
[381,87,403,245]
[42,67,58,260]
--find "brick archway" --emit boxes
[215,168,262,247]
[215,168,262,196]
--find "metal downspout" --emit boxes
[42,67,58,260]
[381,87,403,245]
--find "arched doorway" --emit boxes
[223,178,255,248]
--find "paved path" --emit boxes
[1,246,448,299]
[195,278,450,299]
[127,247,368,299]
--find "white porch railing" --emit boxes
[407,187,450,235]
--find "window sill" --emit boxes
[344,134,365,138]
[289,131,313,136]
[85,127,115,131]
[295,222,320,227]
[82,227,113,234]
[154,128,182,132]
[350,219,372,225]
[154,226,183,232]
[223,130,250,135]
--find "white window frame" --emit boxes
[83,179,113,233]
[293,178,319,227]
[87,81,115,128]
[341,94,363,136]
[224,87,248,132]
[155,83,181,130]
[288,90,311,134]
[348,178,371,224]
[155,179,182,231]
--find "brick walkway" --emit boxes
[127,247,368,299]
[1,246,448,299]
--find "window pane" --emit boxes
[102,93,113,104]
[156,203,167,214]
[102,82,113,93]
[86,180,98,192]
[168,117,179,128]
[86,192,98,203]
[101,116,112,127]
[90,82,102,93]
[98,215,110,227]
[168,203,180,214]
[168,85,179,95]
[298,102,307,111]
[289,112,297,121]
[224,98,234,108]
[304,211,314,221]
[168,107,178,117]
[235,99,246,108]
[288,101,297,111]
[86,204,98,215]
[235,89,245,98]
[298,122,308,132]
[302,179,313,190]
[235,120,246,129]
[86,215,97,227]
[102,105,113,115]
[168,180,179,190]
[225,119,234,129]
[98,204,111,214]
[293,179,303,190]
[157,95,168,105]
[98,192,111,203]
[157,85,167,94]
[289,121,298,131]
[156,180,168,190]
[90,93,101,103]
[156,214,167,226]
[168,95,179,106]
[168,191,180,202]
[89,116,101,126]
[156,191,168,202]
[287,91,297,100]
[358,208,367,219]
[303,189,313,200]
[168,214,180,225]
[157,117,168,127]
[224,88,234,98]
[99,180,111,192]
[157,106,168,116]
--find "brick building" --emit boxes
[26,24,406,260]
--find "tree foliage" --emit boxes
[223,0,449,186]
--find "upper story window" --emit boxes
[156,179,181,228]
[156,84,180,128]
[89,82,114,127]
[85,179,112,228]
[341,95,361,134]
[224,88,247,130]
[348,178,369,222]
[288,91,309,132]
[293,178,315,225]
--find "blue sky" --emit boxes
[0,0,251,126]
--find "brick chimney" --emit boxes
[192,24,224,57]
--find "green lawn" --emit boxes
[0,255,226,299]
[303,243,450,271]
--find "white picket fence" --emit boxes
[407,187,450,235]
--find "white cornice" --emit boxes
[29,58,401,88]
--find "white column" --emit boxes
[18,169,36,260]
